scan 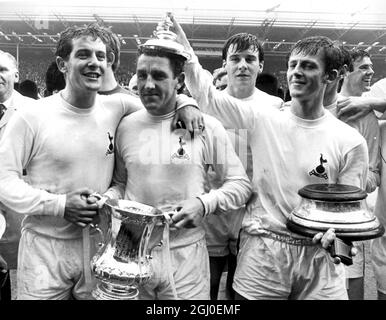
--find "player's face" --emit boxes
[347,56,374,93]
[224,44,262,90]
[62,36,107,93]
[287,51,327,100]
[136,54,180,116]
[0,54,18,102]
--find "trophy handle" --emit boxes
[90,223,105,248]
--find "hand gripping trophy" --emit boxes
[89,13,189,301]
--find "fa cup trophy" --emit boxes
[139,12,190,60]
[90,198,165,300]
[89,14,188,300]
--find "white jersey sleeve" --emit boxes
[337,142,369,190]
[0,112,66,216]
[197,117,252,215]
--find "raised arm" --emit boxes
[170,14,255,131]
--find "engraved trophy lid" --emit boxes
[140,13,190,60]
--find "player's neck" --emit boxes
[61,86,97,109]
[226,84,255,100]
[291,96,325,120]
[100,72,118,92]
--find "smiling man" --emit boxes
[105,45,251,300]
[0,24,201,300]
[337,49,379,300]
[173,18,368,299]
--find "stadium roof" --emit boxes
[1,0,386,60]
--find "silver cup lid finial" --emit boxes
[142,13,190,60]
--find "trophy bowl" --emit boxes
[287,184,385,241]
[139,13,191,60]
[90,199,165,300]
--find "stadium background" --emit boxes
[1,0,386,96]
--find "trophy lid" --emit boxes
[298,184,367,202]
[140,13,190,60]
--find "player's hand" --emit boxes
[170,198,205,229]
[312,228,357,260]
[64,188,99,228]
[168,13,192,51]
[173,105,205,135]
[336,96,372,122]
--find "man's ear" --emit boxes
[56,56,67,74]
[259,60,264,73]
[176,72,185,91]
[340,65,349,79]
[222,60,226,68]
[14,70,19,83]
[107,52,115,68]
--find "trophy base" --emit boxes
[287,219,385,241]
[92,282,139,300]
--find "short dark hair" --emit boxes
[137,46,186,77]
[101,26,121,72]
[289,36,343,74]
[255,72,279,96]
[19,79,39,99]
[45,61,66,95]
[222,33,264,62]
[340,46,353,72]
[350,49,371,65]
[55,23,110,61]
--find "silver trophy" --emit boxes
[140,13,190,60]
[287,184,384,265]
[90,198,166,300]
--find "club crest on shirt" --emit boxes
[171,136,190,162]
[105,132,114,156]
[309,153,328,180]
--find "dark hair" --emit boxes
[101,26,121,72]
[19,79,39,99]
[289,36,343,74]
[340,46,353,72]
[45,61,66,95]
[255,72,279,96]
[350,48,371,65]
[55,23,110,60]
[222,33,264,62]
[137,46,186,77]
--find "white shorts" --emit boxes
[139,238,210,300]
[371,235,386,294]
[344,241,365,279]
[233,230,348,300]
[203,207,245,257]
[17,229,99,300]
